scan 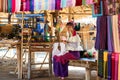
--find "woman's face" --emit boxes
[67,25,73,32]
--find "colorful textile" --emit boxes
[34,0,40,11]
[82,0,86,5]
[49,0,55,10]
[103,51,108,79]
[107,16,114,52]
[111,53,115,80]
[75,0,82,6]
[15,0,21,12]
[86,0,93,4]
[30,0,34,12]
[26,0,30,11]
[108,53,112,80]
[66,0,75,7]
[55,0,61,10]
[2,0,8,12]
[61,0,67,8]
[114,53,119,80]
[21,0,26,11]
[118,53,120,80]
[12,0,16,13]
[8,0,12,12]
[118,14,120,45]
[95,16,108,50]
[112,15,120,52]
[98,50,103,78]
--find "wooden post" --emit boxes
[16,44,22,79]
[85,68,91,80]
[28,50,31,80]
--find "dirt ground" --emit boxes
[0,59,97,80]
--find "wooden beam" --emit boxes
[16,44,22,79]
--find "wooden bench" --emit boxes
[69,58,97,80]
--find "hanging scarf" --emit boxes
[118,53,120,80]
[12,0,16,13]
[15,0,21,12]
[103,51,108,79]
[26,0,30,11]
[8,0,12,12]
[61,0,67,8]
[45,0,49,10]
[55,0,61,10]
[82,0,86,5]
[98,50,104,78]
[30,0,34,12]
[112,15,120,52]
[21,0,26,11]
[86,0,93,4]
[108,52,112,80]
[2,0,8,12]
[66,0,73,7]
[107,16,114,52]
[75,0,82,6]
[34,0,40,11]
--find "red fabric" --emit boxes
[12,0,16,12]
[111,53,115,80]
[72,30,76,36]
[75,0,82,6]
[54,53,76,64]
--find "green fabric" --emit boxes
[82,0,86,5]
[8,0,12,12]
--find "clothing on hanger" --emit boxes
[75,0,82,6]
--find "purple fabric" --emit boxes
[108,52,111,80]
[107,16,114,52]
[95,17,101,49]
[55,0,61,10]
[53,51,80,77]
[95,16,108,50]
[26,0,30,11]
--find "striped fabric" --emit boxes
[98,50,104,77]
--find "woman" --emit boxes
[53,22,81,80]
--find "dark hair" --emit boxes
[66,22,74,28]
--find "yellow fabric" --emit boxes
[103,51,108,61]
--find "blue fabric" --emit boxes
[30,0,34,12]
[61,0,67,8]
